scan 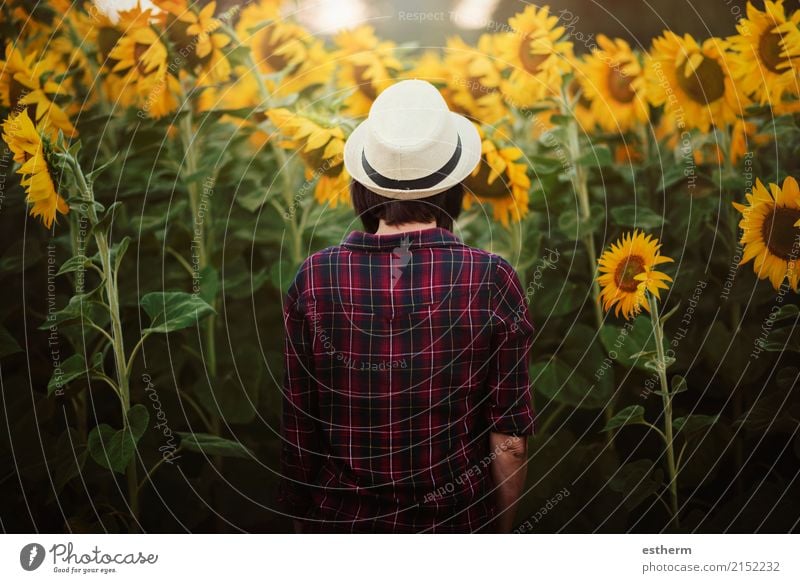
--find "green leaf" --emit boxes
[51,428,88,496]
[673,414,719,435]
[177,432,255,459]
[112,236,131,274]
[140,291,215,334]
[610,205,666,230]
[57,255,91,276]
[532,324,614,410]
[0,326,22,358]
[85,152,119,182]
[773,304,799,322]
[671,375,688,395]
[38,293,106,330]
[529,154,566,176]
[577,144,612,168]
[88,405,149,474]
[557,204,605,240]
[48,353,98,396]
[91,201,123,235]
[197,265,219,305]
[601,405,645,432]
[534,279,583,317]
[600,315,665,372]
[608,460,664,511]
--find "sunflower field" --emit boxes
[1,0,799,534]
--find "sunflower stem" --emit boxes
[647,291,680,529]
[71,158,139,529]
[179,98,222,469]
[564,105,612,444]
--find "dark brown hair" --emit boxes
[350,180,464,234]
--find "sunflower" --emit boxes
[334,26,403,117]
[276,38,335,97]
[733,176,800,291]
[462,129,530,227]
[266,108,350,208]
[495,5,574,109]
[580,35,649,133]
[2,110,68,229]
[597,231,674,320]
[109,10,168,81]
[444,35,508,126]
[0,43,76,137]
[236,4,307,75]
[645,32,745,133]
[402,50,449,84]
[728,0,800,106]
[108,5,180,118]
[565,65,598,132]
[159,0,232,84]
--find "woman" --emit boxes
[279,80,535,533]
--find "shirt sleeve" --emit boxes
[483,256,536,436]
[277,267,324,517]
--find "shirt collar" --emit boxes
[341,226,463,251]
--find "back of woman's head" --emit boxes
[350,180,465,234]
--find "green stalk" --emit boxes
[648,292,680,528]
[563,104,611,442]
[72,161,138,525]
[180,99,223,474]
[720,124,745,489]
[67,214,88,441]
[221,21,304,266]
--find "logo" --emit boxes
[20,543,46,571]
[390,235,412,289]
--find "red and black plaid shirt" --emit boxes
[278,226,535,533]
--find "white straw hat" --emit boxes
[343,79,482,200]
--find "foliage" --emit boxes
[0,0,799,533]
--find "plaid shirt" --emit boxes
[278,226,535,533]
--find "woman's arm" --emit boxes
[489,432,528,533]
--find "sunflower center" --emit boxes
[97,26,122,62]
[464,163,509,200]
[761,206,800,260]
[607,62,635,103]
[518,33,550,74]
[466,75,495,99]
[568,79,592,109]
[134,43,154,75]
[677,54,725,104]
[614,255,646,292]
[352,64,378,101]
[758,28,787,73]
[260,31,290,71]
